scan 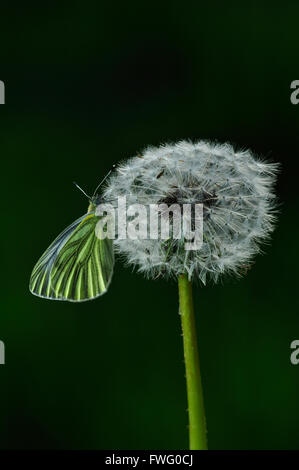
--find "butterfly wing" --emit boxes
[29,213,114,302]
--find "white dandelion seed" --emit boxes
[103,140,279,284]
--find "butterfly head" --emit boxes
[88,194,103,213]
[73,183,105,212]
[74,166,115,213]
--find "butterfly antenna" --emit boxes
[73,181,91,200]
[92,164,116,197]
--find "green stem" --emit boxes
[178,274,208,450]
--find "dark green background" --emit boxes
[1,1,298,449]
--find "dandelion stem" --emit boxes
[178,274,207,450]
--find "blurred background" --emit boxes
[0,1,299,449]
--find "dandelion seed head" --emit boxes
[103,140,279,283]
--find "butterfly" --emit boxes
[29,171,115,302]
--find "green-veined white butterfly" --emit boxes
[29,172,115,302]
